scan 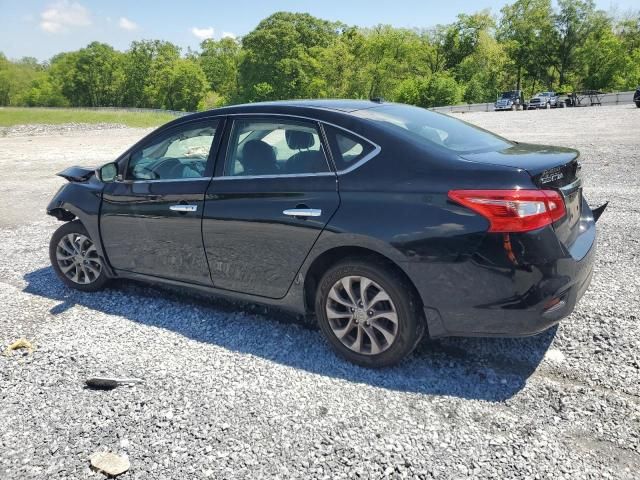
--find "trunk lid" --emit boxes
[461,143,583,246]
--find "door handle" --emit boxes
[170,204,198,213]
[283,208,322,217]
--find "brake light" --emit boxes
[448,189,566,233]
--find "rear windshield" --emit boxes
[353,104,511,154]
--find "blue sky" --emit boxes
[0,0,637,60]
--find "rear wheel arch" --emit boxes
[303,246,424,316]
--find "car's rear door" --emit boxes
[100,117,223,285]
[202,116,339,298]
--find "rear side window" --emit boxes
[225,119,330,176]
[324,125,375,172]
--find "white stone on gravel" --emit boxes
[90,451,130,477]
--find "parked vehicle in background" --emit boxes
[528,91,560,109]
[47,100,605,368]
[494,90,524,111]
[634,87,640,108]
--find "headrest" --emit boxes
[240,140,276,175]
[285,130,314,149]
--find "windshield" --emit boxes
[500,92,516,99]
[353,104,511,153]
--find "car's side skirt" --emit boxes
[111,269,308,315]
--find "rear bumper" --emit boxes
[404,203,598,338]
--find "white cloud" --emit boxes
[191,26,214,41]
[118,17,138,31]
[221,31,236,39]
[40,1,91,33]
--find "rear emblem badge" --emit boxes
[540,167,564,184]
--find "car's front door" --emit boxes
[100,118,223,285]
[202,116,340,298]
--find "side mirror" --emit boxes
[97,162,119,183]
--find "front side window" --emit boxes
[225,119,330,176]
[127,121,218,180]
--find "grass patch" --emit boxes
[0,107,180,128]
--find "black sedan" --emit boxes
[47,100,605,367]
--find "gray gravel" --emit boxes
[1,105,639,479]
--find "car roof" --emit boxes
[184,99,384,120]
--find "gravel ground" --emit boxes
[1,106,639,479]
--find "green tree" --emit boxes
[156,59,207,111]
[239,12,340,101]
[498,0,554,91]
[199,37,241,104]
[50,42,125,106]
[122,40,181,108]
[0,53,44,105]
[457,31,509,102]
[577,14,626,90]
[552,0,597,87]
[441,11,495,70]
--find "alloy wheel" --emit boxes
[55,233,102,285]
[325,275,399,355]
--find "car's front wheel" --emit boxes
[315,259,425,368]
[49,220,108,292]
[635,101,640,108]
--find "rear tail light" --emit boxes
[448,189,566,233]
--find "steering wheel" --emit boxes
[166,160,206,179]
[133,165,160,180]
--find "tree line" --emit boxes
[1,0,639,111]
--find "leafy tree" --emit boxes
[239,12,340,101]
[577,14,626,89]
[2,7,637,111]
[442,11,495,70]
[199,37,242,103]
[457,31,509,102]
[22,76,69,106]
[394,72,462,107]
[0,53,45,105]
[552,0,597,87]
[122,40,181,108]
[49,42,125,106]
[157,58,207,111]
[498,0,554,91]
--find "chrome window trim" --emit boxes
[220,112,382,178]
[117,177,211,184]
[211,172,335,181]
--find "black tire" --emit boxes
[49,220,109,292]
[635,101,640,108]
[315,259,425,368]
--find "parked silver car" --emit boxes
[528,91,559,109]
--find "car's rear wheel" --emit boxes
[49,221,108,292]
[315,259,425,368]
